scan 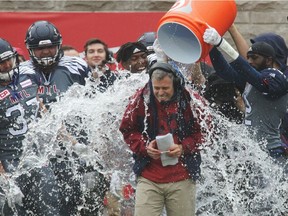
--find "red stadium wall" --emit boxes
[0,12,165,59]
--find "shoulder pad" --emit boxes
[260,68,288,97]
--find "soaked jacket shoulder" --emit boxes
[58,56,90,77]
[259,68,288,99]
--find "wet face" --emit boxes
[123,51,148,73]
[247,53,271,71]
[33,45,57,58]
[152,75,174,102]
[85,43,107,68]
[0,58,14,74]
[0,56,16,85]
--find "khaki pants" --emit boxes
[135,177,196,216]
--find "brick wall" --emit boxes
[1,0,287,45]
[233,1,288,44]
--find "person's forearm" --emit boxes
[228,24,249,59]
[218,38,239,61]
[190,62,206,87]
[125,135,149,156]
[210,47,239,81]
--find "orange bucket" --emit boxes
[157,0,237,64]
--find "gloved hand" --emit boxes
[203,27,222,46]
[147,53,157,68]
[153,39,168,62]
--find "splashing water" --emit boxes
[3,70,287,215]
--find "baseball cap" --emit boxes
[116,42,148,63]
[247,42,276,59]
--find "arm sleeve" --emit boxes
[181,91,206,154]
[230,56,288,98]
[181,117,203,154]
[209,47,246,90]
[119,92,149,156]
[76,57,90,78]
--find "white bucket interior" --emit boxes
[157,22,202,64]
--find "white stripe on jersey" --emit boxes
[20,79,32,88]
[19,64,37,75]
[58,56,89,76]
[21,57,89,77]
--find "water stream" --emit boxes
[2,71,287,215]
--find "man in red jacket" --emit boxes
[120,62,205,216]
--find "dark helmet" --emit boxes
[0,38,18,83]
[25,20,63,69]
[138,32,156,48]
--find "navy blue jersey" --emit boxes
[0,66,39,160]
[210,47,288,149]
[22,56,89,104]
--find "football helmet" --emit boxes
[138,32,156,48]
[25,20,63,69]
[0,38,18,83]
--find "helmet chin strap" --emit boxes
[0,57,17,83]
[37,56,56,67]
[0,66,20,100]
[31,46,60,68]
[0,70,14,82]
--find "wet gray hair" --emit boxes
[151,69,174,82]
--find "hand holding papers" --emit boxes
[156,133,178,167]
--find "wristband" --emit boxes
[215,37,223,47]
[218,39,239,60]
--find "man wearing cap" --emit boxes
[229,24,288,74]
[203,27,288,171]
[250,33,288,73]
[116,41,149,73]
[246,41,277,71]
[228,25,288,156]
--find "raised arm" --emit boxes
[203,27,246,88]
[204,27,288,97]
[228,24,250,59]
[189,62,206,87]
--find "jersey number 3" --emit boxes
[5,98,39,136]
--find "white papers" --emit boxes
[156,133,178,167]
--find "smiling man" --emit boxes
[116,41,149,73]
[23,20,90,215]
[83,38,117,91]
[84,38,110,70]
[120,62,205,216]
[152,71,174,102]
[23,20,89,104]
[0,38,60,215]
